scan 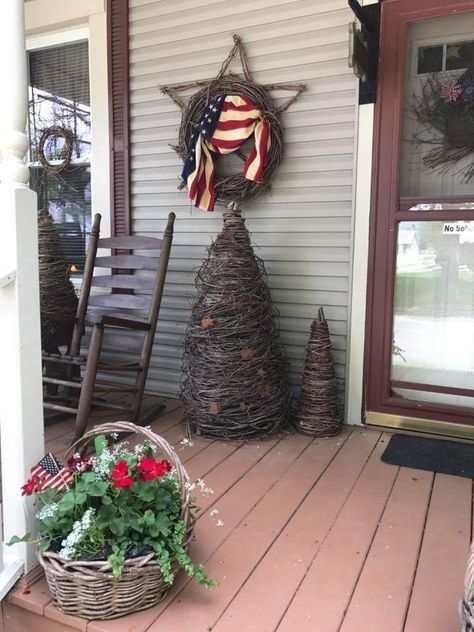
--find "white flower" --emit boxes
[179,438,194,447]
[210,509,219,517]
[59,508,96,559]
[36,503,58,520]
[196,479,214,495]
[216,520,224,527]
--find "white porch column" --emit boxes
[0,0,45,585]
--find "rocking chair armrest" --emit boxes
[41,311,78,325]
[98,314,150,331]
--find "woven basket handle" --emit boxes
[67,421,190,514]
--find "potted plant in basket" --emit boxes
[9,421,216,620]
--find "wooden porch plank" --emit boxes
[87,434,307,632]
[403,473,472,632]
[143,430,373,632]
[43,602,87,632]
[47,398,184,460]
[338,467,434,632]
[274,433,397,632]
[3,602,80,632]
[8,577,52,616]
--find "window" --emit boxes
[417,39,474,74]
[28,40,91,274]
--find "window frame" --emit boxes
[25,0,112,272]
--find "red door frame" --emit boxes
[364,0,474,427]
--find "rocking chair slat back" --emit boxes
[42,212,176,440]
[88,293,152,311]
[70,213,102,356]
[81,332,143,353]
[90,275,156,290]
[94,254,159,270]
[97,235,163,250]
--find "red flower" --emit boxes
[113,476,134,488]
[136,458,171,481]
[111,460,129,480]
[110,460,134,489]
[21,477,39,496]
[161,460,171,473]
[67,455,91,473]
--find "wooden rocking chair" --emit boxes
[42,212,175,441]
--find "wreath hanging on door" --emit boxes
[413,68,474,182]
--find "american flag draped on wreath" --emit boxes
[181,94,271,212]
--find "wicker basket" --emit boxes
[461,540,474,631]
[38,421,193,620]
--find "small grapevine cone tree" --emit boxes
[38,209,78,350]
[294,307,343,437]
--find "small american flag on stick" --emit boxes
[30,453,73,492]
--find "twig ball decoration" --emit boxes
[180,204,291,439]
[294,307,343,437]
[38,125,73,174]
[176,76,283,205]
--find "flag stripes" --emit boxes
[31,453,73,492]
[181,94,271,211]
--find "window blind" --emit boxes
[28,40,92,274]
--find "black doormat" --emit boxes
[381,433,474,479]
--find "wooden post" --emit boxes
[0,0,45,584]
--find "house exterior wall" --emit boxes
[128,0,359,412]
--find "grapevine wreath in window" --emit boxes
[413,67,474,182]
[162,34,306,210]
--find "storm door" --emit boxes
[365,0,474,438]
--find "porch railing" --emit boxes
[0,0,45,597]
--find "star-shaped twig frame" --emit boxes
[161,33,307,114]
[160,34,307,206]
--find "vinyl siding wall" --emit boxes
[128,0,358,402]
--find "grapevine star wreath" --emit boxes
[161,34,307,210]
[413,66,474,182]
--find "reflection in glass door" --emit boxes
[392,220,474,407]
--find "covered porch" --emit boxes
[2,397,472,632]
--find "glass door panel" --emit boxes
[391,221,474,405]
[391,11,474,413]
[399,14,474,199]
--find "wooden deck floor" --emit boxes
[3,397,473,632]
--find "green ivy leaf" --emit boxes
[87,481,108,497]
[134,481,156,502]
[6,533,31,546]
[102,495,112,505]
[38,489,57,504]
[143,510,155,526]
[94,434,107,456]
[109,518,126,537]
[74,491,87,504]
[81,472,96,485]
[58,492,75,513]
[38,538,51,552]
[98,503,117,524]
